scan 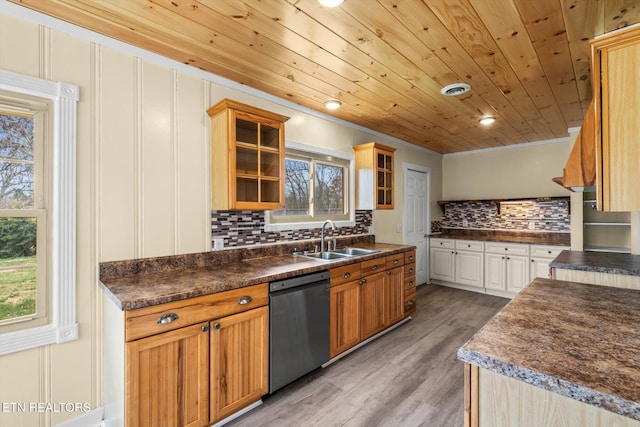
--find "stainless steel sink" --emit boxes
[297,247,378,261]
[300,251,353,261]
[335,247,379,256]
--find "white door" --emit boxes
[404,166,429,285]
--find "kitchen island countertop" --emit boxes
[457,277,640,421]
[550,250,640,276]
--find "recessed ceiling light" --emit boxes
[479,116,496,125]
[318,0,344,7]
[440,83,471,96]
[324,100,342,110]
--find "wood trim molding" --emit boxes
[464,363,479,427]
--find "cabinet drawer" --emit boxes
[330,262,362,286]
[386,253,405,269]
[404,276,416,291]
[485,242,529,256]
[530,245,568,259]
[431,238,454,249]
[125,283,268,342]
[404,250,416,264]
[455,240,484,252]
[404,288,416,314]
[362,257,386,275]
[404,263,416,278]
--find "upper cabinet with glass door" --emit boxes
[353,142,396,210]
[208,99,289,210]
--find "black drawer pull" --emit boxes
[371,265,378,271]
[393,259,399,265]
[343,272,351,279]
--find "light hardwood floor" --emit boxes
[227,285,509,427]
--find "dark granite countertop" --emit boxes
[430,229,570,246]
[458,278,640,421]
[99,241,414,311]
[550,250,640,276]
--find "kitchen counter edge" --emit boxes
[99,243,416,311]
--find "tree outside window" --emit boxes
[0,110,42,325]
[271,149,350,224]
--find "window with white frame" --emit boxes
[0,93,49,333]
[0,69,78,356]
[267,146,353,229]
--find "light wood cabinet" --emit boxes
[124,283,269,427]
[207,98,289,210]
[403,251,417,316]
[591,26,640,211]
[210,306,268,423]
[360,270,387,340]
[330,280,361,358]
[329,251,410,357]
[126,322,210,427]
[386,266,405,325]
[353,142,396,209]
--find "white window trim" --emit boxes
[265,141,355,232]
[0,69,78,356]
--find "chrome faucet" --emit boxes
[321,220,336,255]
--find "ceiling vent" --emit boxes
[440,83,471,96]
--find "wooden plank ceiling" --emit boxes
[9,0,640,153]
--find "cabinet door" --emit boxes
[376,148,394,209]
[361,271,386,340]
[593,29,640,211]
[330,280,361,358]
[455,250,484,288]
[385,266,404,326]
[506,255,530,294]
[430,247,455,282]
[530,257,553,281]
[485,253,506,291]
[126,322,209,427]
[210,306,268,423]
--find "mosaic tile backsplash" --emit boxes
[438,199,570,232]
[211,210,373,248]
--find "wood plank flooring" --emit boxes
[227,285,509,427]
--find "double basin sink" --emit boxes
[299,247,378,261]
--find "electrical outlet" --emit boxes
[462,219,469,227]
[213,238,224,250]
[528,221,536,230]
[396,224,402,233]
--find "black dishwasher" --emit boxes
[269,270,330,394]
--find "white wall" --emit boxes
[442,139,573,202]
[0,5,441,426]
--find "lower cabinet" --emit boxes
[210,306,269,423]
[484,243,530,294]
[126,322,210,427]
[330,280,361,358]
[124,284,269,427]
[329,251,412,358]
[431,238,569,297]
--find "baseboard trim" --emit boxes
[210,400,263,427]
[322,316,412,368]
[53,407,105,427]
